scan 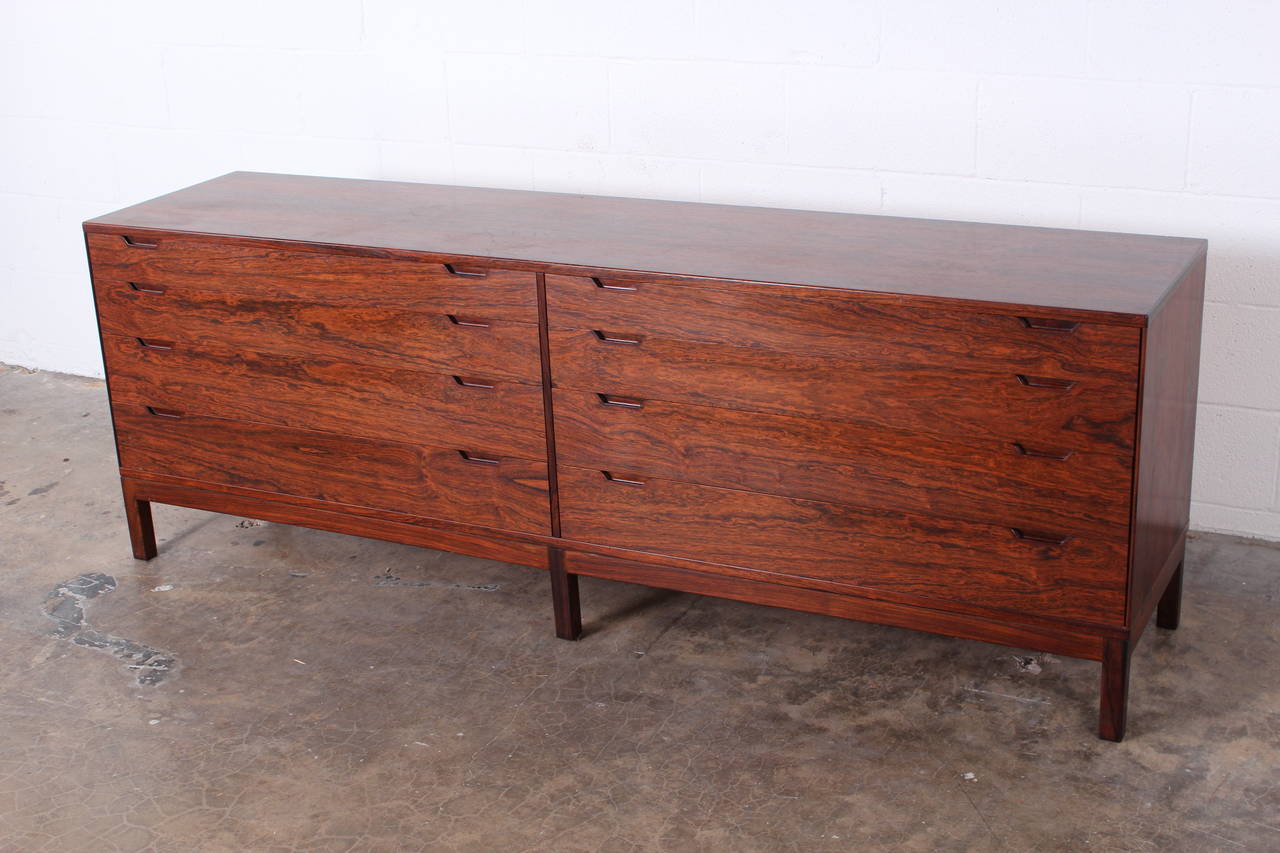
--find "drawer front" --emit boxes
[103,334,546,460]
[548,274,1141,384]
[550,330,1137,453]
[96,281,542,383]
[113,404,551,534]
[554,390,1132,542]
[87,231,538,322]
[557,465,1126,626]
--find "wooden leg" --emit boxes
[1156,560,1184,630]
[124,493,158,561]
[1099,637,1130,742]
[549,550,581,641]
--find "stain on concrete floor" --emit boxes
[1,364,1279,852]
[43,572,179,686]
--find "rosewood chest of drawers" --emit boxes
[84,172,1206,741]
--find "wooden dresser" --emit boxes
[84,172,1206,741]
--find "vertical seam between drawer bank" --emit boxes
[536,272,562,537]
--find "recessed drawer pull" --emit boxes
[121,235,158,249]
[598,393,644,408]
[295,445,333,457]
[128,282,168,295]
[145,406,183,419]
[444,263,488,278]
[1016,374,1077,390]
[1020,317,1080,333]
[1010,528,1070,545]
[136,338,174,351]
[603,471,647,486]
[593,330,643,345]
[1013,442,1074,460]
[593,277,637,291]
[454,376,496,389]
[458,450,501,465]
[447,314,492,328]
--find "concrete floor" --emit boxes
[1,365,1278,853]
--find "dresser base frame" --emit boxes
[118,473,1183,742]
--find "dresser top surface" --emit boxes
[87,171,1206,319]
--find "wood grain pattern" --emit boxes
[555,534,1129,638]
[566,552,1108,661]
[86,231,538,322]
[95,280,542,383]
[125,475,553,569]
[1127,253,1205,636]
[102,333,547,459]
[86,171,1205,319]
[113,404,552,534]
[550,329,1138,453]
[553,389,1132,541]
[547,273,1141,383]
[122,467,560,548]
[557,465,1127,625]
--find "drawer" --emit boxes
[547,274,1140,384]
[113,404,551,535]
[87,231,538,322]
[549,330,1137,453]
[103,334,547,460]
[95,280,542,383]
[553,390,1132,542]
[557,465,1126,626]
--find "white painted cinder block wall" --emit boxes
[2,1,1279,540]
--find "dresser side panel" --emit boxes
[1128,252,1206,636]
